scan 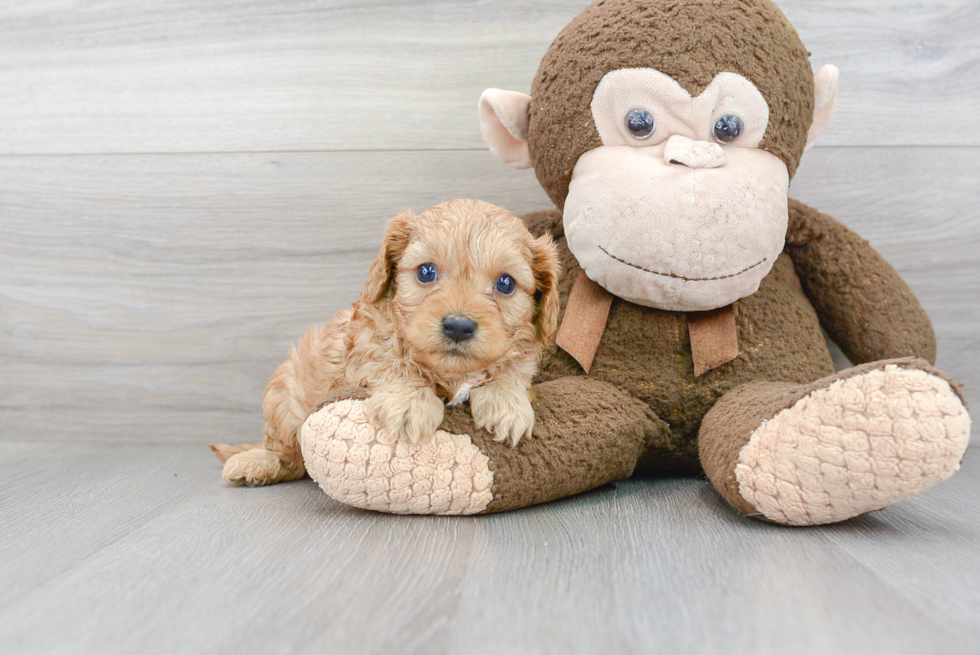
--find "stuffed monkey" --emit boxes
[298,0,970,524]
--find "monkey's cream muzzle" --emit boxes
[563,142,789,312]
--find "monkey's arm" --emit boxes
[784,199,936,365]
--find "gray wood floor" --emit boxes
[1,441,978,654]
[2,1,979,653]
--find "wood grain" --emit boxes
[1,440,977,653]
[1,147,976,442]
[0,0,977,154]
[1,3,977,653]
[0,150,549,442]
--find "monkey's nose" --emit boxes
[663,135,726,169]
[442,314,477,343]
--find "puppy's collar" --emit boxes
[555,270,739,376]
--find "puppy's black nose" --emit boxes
[442,314,477,343]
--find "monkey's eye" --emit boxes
[713,115,743,143]
[416,263,438,284]
[494,274,516,295]
[625,108,656,139]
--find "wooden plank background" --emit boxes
[1,0,977,444]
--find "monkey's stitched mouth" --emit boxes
[598,246,767,282]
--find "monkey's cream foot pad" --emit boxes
[736,364,971,526]
[300,400,494,515]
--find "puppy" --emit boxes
[210,199,561,486]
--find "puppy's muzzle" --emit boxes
[442,314,477,343]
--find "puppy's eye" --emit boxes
[494,274,516,295]
[625,108,656,139]
[416,263,437,284]
[713,114,743,143]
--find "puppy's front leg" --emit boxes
[469,381,534,447]
[366,383,444,444]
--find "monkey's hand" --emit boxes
[469,384,534,447]
[365,384,444,445]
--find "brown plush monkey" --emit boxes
[299,0,970,524]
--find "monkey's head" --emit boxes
[479,0,839,312]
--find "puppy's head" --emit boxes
[363,199,560,375]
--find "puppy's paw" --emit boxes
[470,386,534,447]
[366,385,444,444]
[222,448,300,486]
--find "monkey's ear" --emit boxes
[478,89,532,169]
[805,65,840,152]
[362,210,415,304]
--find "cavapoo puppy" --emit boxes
[210,199,560,486]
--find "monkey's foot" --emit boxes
[301,398,495,515]
[300,378,657,515]
[701,359,971,526]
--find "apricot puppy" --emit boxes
[211,199,561,486]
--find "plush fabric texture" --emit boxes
[687,305,740,376]
[301,378,662,514]
[528,206,839,473]
[663,135,727,169]
[478,89,533,169]
[446,376,659,513]
[562,142,790,311]
[806,65,840,150]
[528,0,814,209]
[698,379,797,516]
[700,359,970,525]
[738,364,970,525]
[301,398,494,515]
[553,270,613,373]
[785,199,938,365]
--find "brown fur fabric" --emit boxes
[442,376,665,513]
[526,206,842,474]
[785,199,938,365]
[311,379,665,513]
[522,200,943,478]
[698,380,798,515]
[528,0,815,209]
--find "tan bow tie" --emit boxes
[555,270,739,376]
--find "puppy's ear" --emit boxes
[363,210,415,303]
[529,233,561,348]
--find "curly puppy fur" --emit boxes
[210,199,561,486]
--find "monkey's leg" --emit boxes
[300,377,667,515]
[699,358,970,526]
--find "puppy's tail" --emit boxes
[207,442,263,463]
